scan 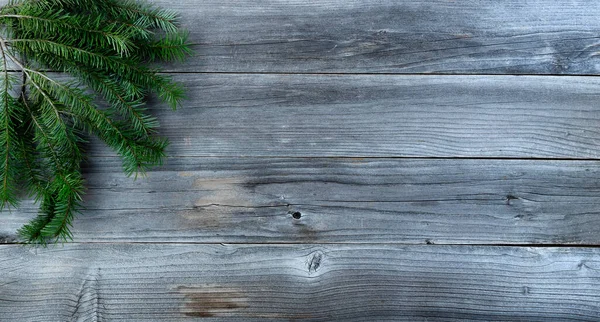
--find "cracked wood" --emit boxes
[4,158,600,244]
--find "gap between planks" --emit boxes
[4,242,600,247]
[90,156,600,161]
[6,70,600,77]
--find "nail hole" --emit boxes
[291,211,302,219]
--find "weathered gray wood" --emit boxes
[1,0,599,74]
[151,0,600,74]
[4,158,600,244]
[1,244,599,321]
[1,1,599,321]
[81,73,600,158]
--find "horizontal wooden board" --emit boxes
[78,73,600,158]
[1,244,599,321]
[149,0,600,74]
[3,158,600,244]
[0,0,599,74]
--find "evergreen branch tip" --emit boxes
[0,0,192,244]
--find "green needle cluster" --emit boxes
[0,0,191,244]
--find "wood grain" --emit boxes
[1,244,599,321]
[153,0,600,74]
[1,0,599,74]
[4,158,600,244]
[1,1,599,321]
[80,73,600,158]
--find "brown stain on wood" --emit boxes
[177,171,196,177]
[192,177,251,207]
[178,208,225,228]
[176,285,249,318]
[192,177,245,190]
[175,285,317,319]
[177,176,254,229]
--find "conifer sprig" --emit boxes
[0,0,191,244]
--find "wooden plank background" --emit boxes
[2,0,600,320]
[6,158,600,245]
[2,244,600,321]
[153,0,600,74]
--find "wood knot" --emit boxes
[71,267,102,321]
[290,211,302,220]
[514,213,536,221]
[506,194,519,205]
[307,252,324,274]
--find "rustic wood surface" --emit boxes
[85,74,600,158]
[2,244,600,321]
[2,0,600,320]
[4,158,600,244]
[154,0,600,74]
[4,1,600,74]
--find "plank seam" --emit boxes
[3,242,600,247]
[86,156,600,161]
[5,70,600,77]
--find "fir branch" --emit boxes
[17,93,82,242]
[108,0,179,34]
[0,45,20,209]
[0,12,138,55]
[8,37,186,108]
[0,0,191,243]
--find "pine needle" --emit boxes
[0,0,191,244]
